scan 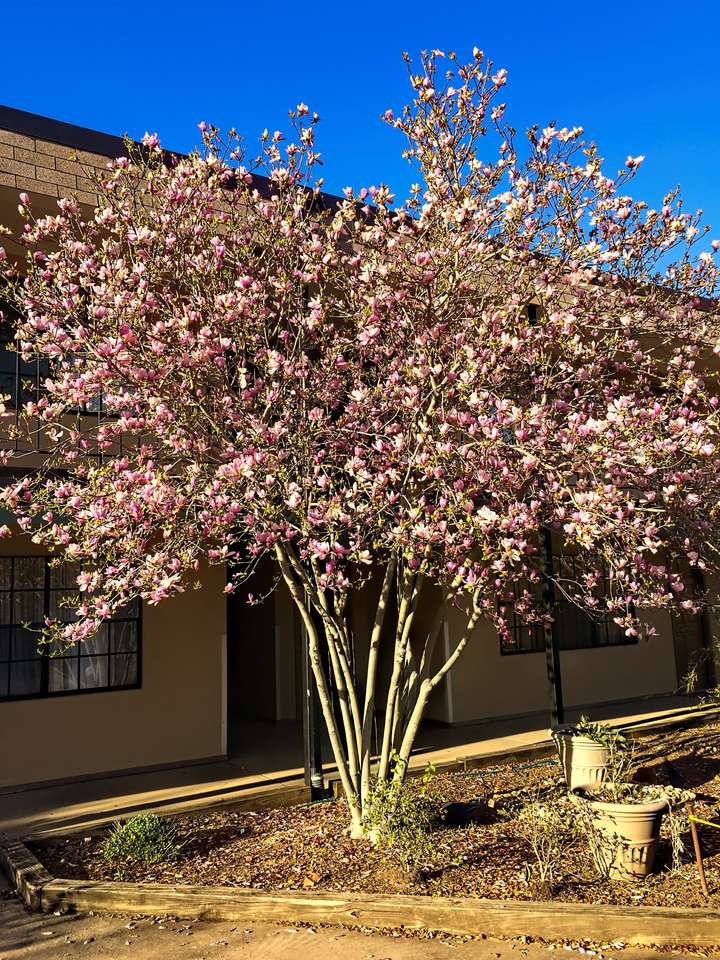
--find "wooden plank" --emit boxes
[20,781,311,840]
[37,878,720,947]
[0,840,53,909]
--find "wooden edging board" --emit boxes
[2,840,720,947]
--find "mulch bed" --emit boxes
[32,717,720,910]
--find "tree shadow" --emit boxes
[439,799,500,827]
[633,755,720,794]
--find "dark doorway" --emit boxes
[672,570,713,692]
[227,558,277,732]
[226,559,301,756]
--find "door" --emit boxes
[672,568,712,692]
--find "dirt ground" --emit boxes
[34,718,720,910]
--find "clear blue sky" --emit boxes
[3,1,719,229]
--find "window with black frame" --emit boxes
[500,553,635,654]
[552,552,632,650]
[0,301,49,411]
[0,557,140,700]
[499,583,546,654]
[0,296,102,416]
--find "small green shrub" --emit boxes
[102,813,182,865]
[681,636,720,705]
[363,755,440,875]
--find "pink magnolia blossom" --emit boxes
[1,49,719,828]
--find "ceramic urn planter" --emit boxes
[578,791,668,880]
[553,728,610,791]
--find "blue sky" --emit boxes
[3,1,719,230]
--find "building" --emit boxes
[0,105,714,793]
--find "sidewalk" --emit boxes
[0,694,713,840]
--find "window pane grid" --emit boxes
[1,305,105,421]
[500,580,545,655]
[0,556,140,701]
[500,552,637,655]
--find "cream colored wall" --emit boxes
[436,605,678,725]
[0,539,227,789]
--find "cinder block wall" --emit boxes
[0,128,103,204]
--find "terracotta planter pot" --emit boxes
[578,791,669,880]
[553,730,610,791]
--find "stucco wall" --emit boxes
[442,604,678,725]
[0,539,227,789]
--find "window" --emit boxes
[0,557,140,700]
[0,305,49,411]
[0,295,102,417]
[499,584,545,655]
[500,553,636,655]
[552,553,633,651]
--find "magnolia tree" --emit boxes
[1,50,720,836]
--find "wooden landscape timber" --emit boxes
[3,839,720,947]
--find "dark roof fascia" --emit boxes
[0,104,278,203]
[0,104,138,161]
[0,103,356,211]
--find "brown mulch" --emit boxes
[33,716,720,910]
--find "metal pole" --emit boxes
[688,805,710,898]
[541,526,564,728]
[301,617,325,800]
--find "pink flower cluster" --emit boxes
[1,48,719,648]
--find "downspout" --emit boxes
[541,526,565,727]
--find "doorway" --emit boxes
[671,569,713,692]
[226,560,302,766]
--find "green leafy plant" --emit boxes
[572,715,628,751]
[102,813,183,865]
[362,754,440,875]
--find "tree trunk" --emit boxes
[274,545,482,832]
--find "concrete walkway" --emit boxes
[0,694,713,840]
